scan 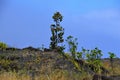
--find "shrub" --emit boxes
[108,52,116,74]
[0,42,8,50]
[86,47,103,73]
[66,35,78,59]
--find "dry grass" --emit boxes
[0,70,92,80]
[103,60,120,75]
[0,72,30,80]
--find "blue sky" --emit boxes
[0,0,120,57]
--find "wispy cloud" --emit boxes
[81,9,120,20]
[75,9,120,37]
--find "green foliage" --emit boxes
[64,53,71,59]
[66,35,78,59]
[0,59,11,68]
[76,47,88,60]
[76,52,83,60]
[71,59,81,71]
[50,12,64,50]
[87,47,103,61]
[108,52,116,59]
[0,42,8,50]
[52,12,63,23]
[85,47,103,73]
[108,52,116,74]
[57,45,65,56]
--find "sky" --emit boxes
[0,0,120,57]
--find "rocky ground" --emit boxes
[0,47,120,80]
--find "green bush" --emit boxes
[66,35,78,59]
[0,42,8,50]
[86,47,103,73]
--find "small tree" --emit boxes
[86,47,103,74]
[50,12,64,50]
[66,35,78,59]
[108,52,116,74]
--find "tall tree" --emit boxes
[50,12,64,49]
